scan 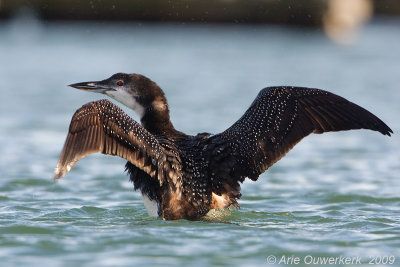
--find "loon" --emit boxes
[54,73,392,220]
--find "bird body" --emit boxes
[54,73,392,220]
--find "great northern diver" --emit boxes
[54,73,392,220]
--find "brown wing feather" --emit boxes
[217,86,392,180]
[54,99,182,191]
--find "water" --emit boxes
[0,16,399,266]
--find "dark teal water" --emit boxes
[0,16,399,266]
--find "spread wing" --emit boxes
[216,86,392,180]
[54,99,182,189]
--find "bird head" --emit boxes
[69,73,167,119]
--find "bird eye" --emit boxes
[117,80,124,86]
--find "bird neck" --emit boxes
[140,99,183,138]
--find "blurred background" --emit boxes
[0,1,399,266]
[1,0,400,43]
[1,0,400,23]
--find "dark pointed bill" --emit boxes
[69,81,115,93]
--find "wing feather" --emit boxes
[217,86,392,180]
[54,99,182,190]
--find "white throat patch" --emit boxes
[106,90,145,119]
